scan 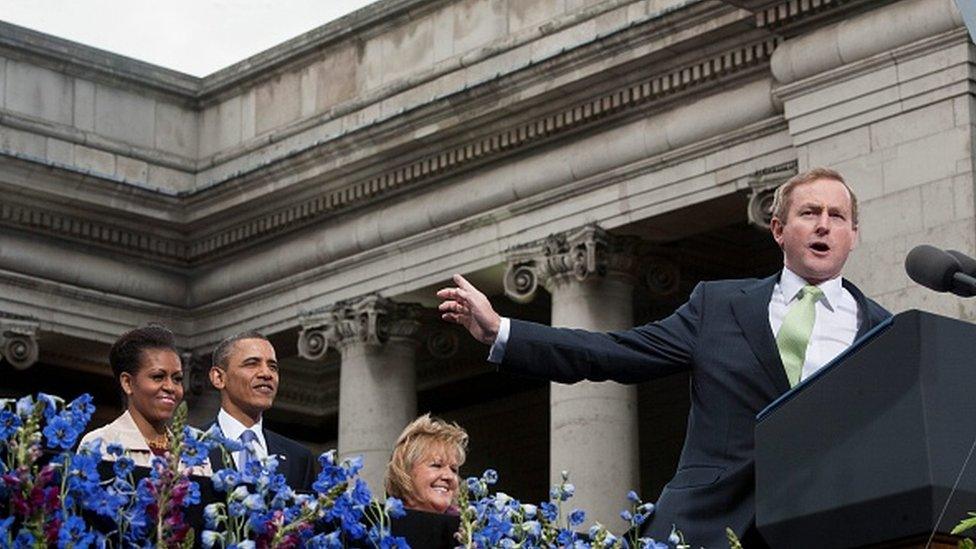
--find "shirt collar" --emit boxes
[217,408,266,450]
[114,410,151,452]
[781,267,844,309]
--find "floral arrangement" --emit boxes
[457,469,689,549]
[0,391,715,549]
[0,393,405,549]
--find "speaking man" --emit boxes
[207,331,316,491]
[436,168,891,546]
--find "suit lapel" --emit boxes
[843,278,879,338]
[730,273,790,394]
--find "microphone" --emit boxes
[947,249,976,297]
[905,245,976,297]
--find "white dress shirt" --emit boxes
[769,268,860,382]
[217,408,268,468]
[490,268,862,383]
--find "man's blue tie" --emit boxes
[238,429,258,473]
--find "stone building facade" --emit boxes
[0,0,972,528]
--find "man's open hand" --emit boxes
[436,274,501,346]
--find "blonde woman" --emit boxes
[385,413,468,514]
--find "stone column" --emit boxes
[0,313,40,370]
[298,295,423,493]
[181,352,222,429]
[504,226,678,528]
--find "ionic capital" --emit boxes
[298,295,424,360]
[747,161,798,230]
[503,225,681,302]
[0,314,40,370]
[503,226,639,303]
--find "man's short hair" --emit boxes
[770,167,858,227]
[212,330,270,369]
[109,324,178,382]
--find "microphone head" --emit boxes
[947,249,976,276]
[905,244,961,292]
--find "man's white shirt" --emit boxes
[769,267,860,382]
[217,408,269,468]
[489,267,861,383]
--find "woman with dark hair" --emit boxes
[79,324,203,470]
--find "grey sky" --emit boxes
[0,0,377,77]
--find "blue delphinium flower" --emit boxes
[201,530,222,549]
[212,468,241,492]
[36,392,60,419]
[13,530,35,549]
[539,501,558,522]
[204,503,222,529]
[186,480,202,506]
[180,427,212,466]
[483,469,499,484]
[113,455,135,477]
[66,393,95,424]
[350,478,372,507]
[43,414,79,449]
[0,410,21,439]
[58,515,89,547]
[344,454,364,477]
[384,496,405,519]
[106,442,125,457]
[308,530,343,549]
[568,508,585,527]
[15,395,33,418]
[0,517,14,539]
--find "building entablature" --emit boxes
[0,0,967,350]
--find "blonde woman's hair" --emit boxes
[384,413,469,502]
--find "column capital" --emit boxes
[0,313,39,370]
[746,161,798,229]
[297,295,425,361]
[180,351,213,396]
[504,225,680,302]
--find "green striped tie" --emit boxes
[776,285,823,387]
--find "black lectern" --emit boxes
[756,310,976,548]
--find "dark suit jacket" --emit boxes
[501,273,891,548]
[206,420,316,492]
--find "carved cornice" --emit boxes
[0,312,39,370]
[297,295,425,359]
[2,37,779,267]
[754,0,881,29]
[0,200,188,266]
[503,225,680,303]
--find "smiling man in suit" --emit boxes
[207,331,315,491]
[436,167,891,547]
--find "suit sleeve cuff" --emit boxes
[487,317,511,364]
